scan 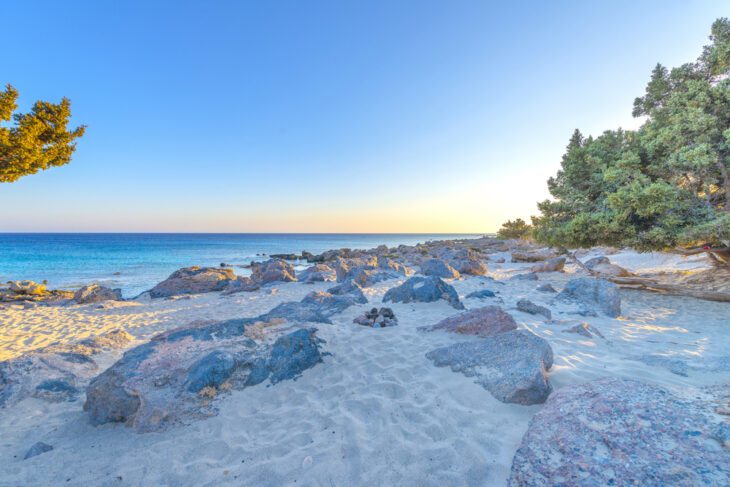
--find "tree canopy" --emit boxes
[530,18,730,251]
[0,85,85,183]
[497,218,532,240]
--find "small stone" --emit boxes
[24,442,53,460]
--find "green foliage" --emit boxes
[497,218,532,240]
[0,85,85,183]
[533,18,730,250]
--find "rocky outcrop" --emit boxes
[437,248,488,276]
[382,276,464,309]
[509,378,730,486]
[74,284,123,304]
[420,259,460,279]
[327,279,368,304]
[421,306,517,337]
[557,277,622,317]
[376,256,411,276]
[426,330,553,405]
[343,265,397,288]
[516,299,552,320]
[530,256,565,273]
[0,329,133,406]
[149,267,238,298]
[84,322,323,432]
[9,280,47,295]
[353,308,398,328]
[250,259,297,284]
[332,256,378,282]
[298,264,337,283]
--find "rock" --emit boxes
[516,299,552,320]
[332,256,378,282]
[509,272,538,281]
[584,256,632,277]
[24,442,53,460]
[421,305,517,337]
[353,308,398,328]
[250,259,297,284]
[301,251,315,261]
[557,277,621,317]
[536,283,557,293]
[508,378,730,486]
[376,256,411,275]
[439,249,488,276]
[9,280,46,295]
[269,253,302,260]
[298,264,337,283]
[494,257,506,263]
[327,279,368,304]
[426,330,553,405]
[74,284,123,304]
[511,249,557,263]
[562,322,604,339]
[221,276,260,294]
[343,265,396,288]
[149,267,238,298]
[530,256,565,273]
[420,259,461,279]
[382,276,464,310]
[465,289,497,299]
[84,320,323,432]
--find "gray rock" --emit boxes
[562,322,604,339]
[298,264,337,283]
[516,299,552,320]
[250,259,297,284]
[74,284,123,304]
[24,442,53,460]
[421,305,517,337]
[465,289,497,299]
[382,276,464,310]
[557,277,621,317]
[149,266,238,298]
[530,256,565,273]
[536,283,557,293]
[420,259,460,279]
[584,256,632,277]
[327,279,368,304]
[343,265,397,287]
[259,291,358,325]
[221,276,260,294]
[426,330,553,405]
[510,272,538,281]
[508,378,730,486]
[511,250,557,263]
[353,308,398,328]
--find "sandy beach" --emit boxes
[1,240,728,486]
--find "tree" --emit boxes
[532,18,730,256]
[497,218,532,239]
[0,84,85,183]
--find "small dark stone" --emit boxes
[24,442,53,460]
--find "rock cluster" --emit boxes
[353,308,398,328]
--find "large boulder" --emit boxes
[511,249,557,263]
[259,291,359,325]
[74,284,123,304]
[584,256,632,277]
[0,329,133,406]
[343,265,397,288]
[426,330,553,405]
[557,277,621,317]
[420,259,461,279]
[250,259,297,284]
[530,256,565,273]
[383,276,464,309]
[298,264,337,283]
[333,256,378,282]
[84,321,323,432]
[442,248,488,276]
[221,276,260,295]
[509,378,730,486]
[421,305,517,337]
[516,299,552,320]
[149,267,238,298]
[9,280,46,295]
[376,256,411,275]
[327,279,368,304]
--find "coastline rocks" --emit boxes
[508,378,730,486]
[250,259,297,284]
[353,308,398,328]
[421,305,517,337]
[149,267,238,298]
[465,289,497,299]
[420,259,461,279]
[562,322,604,339]
[333,256,378,282]
[530,256,565,273]
[426,330,553,405]
[24,442,53,460]
[511,249,557,263]
[376,256,411,276]
[74,284,123,304]
[438,249,488,276]
[557,277,621,317]
[298,264,337,283]
[9,280,47,295]
[516,299,552,320]
[84,322,323,432]
[584,256,632,277]
[382,276,464,309]
[0,329,133,406]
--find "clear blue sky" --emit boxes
[2,0,727,232]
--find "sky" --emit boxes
[1,0,728,233]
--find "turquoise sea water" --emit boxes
[0,233,481,297]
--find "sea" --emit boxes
[0,233,483,298]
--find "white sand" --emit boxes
[1,252,729,486]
